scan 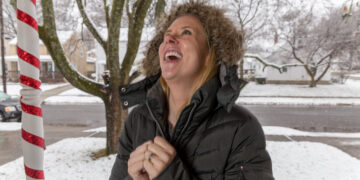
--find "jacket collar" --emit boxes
[119,63,247,143]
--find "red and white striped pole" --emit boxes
[17,0,45,179]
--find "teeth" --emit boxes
[165,51,182,61]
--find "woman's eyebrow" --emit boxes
[165,26,193,33]
[181,26,191,29]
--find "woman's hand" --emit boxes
[128,141,152,180]
[144,136,177,179]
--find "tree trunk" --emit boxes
[34,0,155,156]
[104,90,128,154]
[310,76,316,87]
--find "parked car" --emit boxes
[0,91,22,122]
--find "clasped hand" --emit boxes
[127,136,177,180]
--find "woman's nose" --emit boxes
[164,34,178,44]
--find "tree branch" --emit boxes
[154,0,166,28]
[40,0,105,98]
[244,0,262,27]
[287,39,306,64]
[244,55,305,73]
[126,0,133,25]
[103,0,111,30]
[107,0,126,83]
[75,0,107,51]
[316,50,334,66]
[243,0,254,23]
[120,0,153,84]
[315,60,331,83]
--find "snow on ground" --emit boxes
[0,137,116,180]
[267,141,360,180]
[263,126,360,138]
[341,141,360,146]
[236,97,360,106]
[240,81,360,98]
[43,88,103,105]
[237,80,360,105]
[83,127,106,133]
[44,95,103,104]
[0,83,69,98]
[0,122,21,131]
[1,137,359,180]
[84,126,360,138]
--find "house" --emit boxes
[94,27,155,82]
[243,56,332,85]
[1,31,95,83]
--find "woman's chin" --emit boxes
[161,70,180,82]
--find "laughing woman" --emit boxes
[110,1,274,180]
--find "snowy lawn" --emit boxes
[84,126,360,138]
[0,137,359,180]
[44,88,103,104]
[0,122,22,131]
[2,80,360,105]
[240,80,360,97]
[236,96,360,106]
[44,79,360,105]
[237,80,360,105]
[263,126,360,138]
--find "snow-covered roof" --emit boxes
[86,57,97,63]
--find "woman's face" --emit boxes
[159,15,209,83]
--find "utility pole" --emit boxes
[0,0,7,93]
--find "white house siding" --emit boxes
[265,66,331,84]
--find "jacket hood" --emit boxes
[141,1,244,77]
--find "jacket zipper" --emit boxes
[145,100,165,138]
[173,103,197,145]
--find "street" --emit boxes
[1,104,360,166]
[42,104,360,132]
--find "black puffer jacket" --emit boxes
[109,65,274,180]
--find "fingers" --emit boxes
[128,140,153,179]
[153,136,176,157]
[147,143,172,162]
[128,160,146,178]
[145,151,166,170]
[130,141,153,159]
[128,152,146,167]
[144,153,164,179]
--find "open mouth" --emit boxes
[164,51,182,62]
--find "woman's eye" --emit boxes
[182,30,192,35]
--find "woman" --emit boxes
[110,1,274,180]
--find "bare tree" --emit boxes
[11,0,165,155]
[3,0,17,38]
[243,1,358,87]
[336,6,360,71]
[275,3,354,87]
[230,0,268,78]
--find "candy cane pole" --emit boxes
[17,0,45,179]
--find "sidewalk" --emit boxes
[41,84,74,101]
